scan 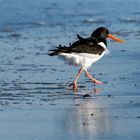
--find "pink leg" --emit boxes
[69,68,84,92]
[85,70,103,85]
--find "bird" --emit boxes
[48,27,124,92]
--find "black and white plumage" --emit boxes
[48,27,124,92]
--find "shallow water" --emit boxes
[0,0,140,139]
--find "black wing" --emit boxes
[70,38,105,55]
[48,35,105,56]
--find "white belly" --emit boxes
[58,52,105,69]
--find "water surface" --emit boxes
[0,0,140,139]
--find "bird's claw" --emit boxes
[93,79,104,85]
[69,82,78,92]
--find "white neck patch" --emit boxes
[98,42,110,54]
[98,42,106,49]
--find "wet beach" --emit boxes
[0,0,140,139]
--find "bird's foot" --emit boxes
[85,70,104,85]
[69,81,78,92]
[93,78,104,85]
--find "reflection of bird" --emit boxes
[48,27,124,92]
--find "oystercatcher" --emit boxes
[48,27,124,92]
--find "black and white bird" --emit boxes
[48,27,124,92]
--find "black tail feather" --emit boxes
[48,51,60,56]
[77,34,85,41]
[48,44,71,56]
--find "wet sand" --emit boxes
[0,94,140,140]
[0,0,140,139]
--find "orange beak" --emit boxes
[108,34,125,43]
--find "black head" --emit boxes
[91,27,109,39]
[91,27,124,44]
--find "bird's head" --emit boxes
[91,27,124,43]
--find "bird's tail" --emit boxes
[48,44,70,56]
[48,51,60,56]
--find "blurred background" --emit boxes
[0,0,140,140]
[0,0,140,94]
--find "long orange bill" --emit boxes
[108,34,125,43]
